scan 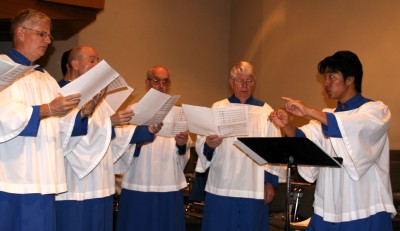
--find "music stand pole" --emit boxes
[285,156,294,231]
[234,137,342,231]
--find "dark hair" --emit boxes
[61,49,71,76]
[318,51,363,93]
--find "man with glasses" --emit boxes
[0,9,102,230]
[21,26,54,40]
[195,61,286,230]
[116,66,191,231]
[145,66,171,93]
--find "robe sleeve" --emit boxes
[321,112,342,137]
[331,101,390,180]
[195,134,213,171]
[298,101,390,182]
[297,120,323,183]
[63,103,113,179]
[112,125,138,174]
[70,111,88,136]
[112,125,136,163]
[0,99,33,142]
[176,137,192,171]
[113,125,157,173]
[18,105,40,137]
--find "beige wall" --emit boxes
[0,0,232,107]
[1,0,400,149]
[230,0,400,149]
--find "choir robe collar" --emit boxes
[7,49,45,73]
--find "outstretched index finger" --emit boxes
[281,96,293,102]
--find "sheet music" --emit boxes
[158,106,188,137]
[107,75,128,92]
[214,107,248,137]
[130,88,181,125]
[104,86,134,112]
[59,60,122,107]
[144,95,180,125]
[182,104,248,137]
[0,57,38,91]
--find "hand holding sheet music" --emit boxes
[182,104,248,137]
[59,60,125,108]
[130,88,181,126]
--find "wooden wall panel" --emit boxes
[0,0,103,41]
[40,0,104,11]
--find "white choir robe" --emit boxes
[297,101,397,223]
[115,127,191,231]
[0,65,79,195]
[56,101,136,201]
[117,135,191,192]
[195,99,287,200]
[0,99,33,143]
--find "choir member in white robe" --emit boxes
[196,61,286,231]
[0,9,102,231]
[116,66,191,231]
[54,46,158,231]
[269,51,396,231]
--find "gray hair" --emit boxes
[230,61,255,79]
[11,8,51,38]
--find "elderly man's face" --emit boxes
[19,22,52,62]
[146,67,170,93]
[229,72,256,103]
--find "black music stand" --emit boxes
[235,137,342,231]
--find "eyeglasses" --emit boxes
[148,78,170,86]
[233,78,255,86]
[23,27,54,40]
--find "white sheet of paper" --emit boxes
[0,57,38,91]
[233,139,267,165]
[104,86,134,112]
[158,106,188,137]
[130,88,181,125]
[107,75,128,92]
[182,104,248,137]
[59,60,121,107]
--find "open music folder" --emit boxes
[182,104,248,137]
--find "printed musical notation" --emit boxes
[0,56,38,91]
[182,104,248,137]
